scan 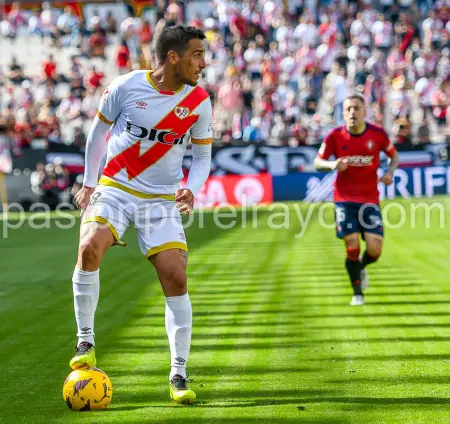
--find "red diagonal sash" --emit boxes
[103,86,209,181]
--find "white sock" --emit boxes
[165,293,192,380]
[73,266,99,347]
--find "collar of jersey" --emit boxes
[345,123,368,138]
[146,70,185,95]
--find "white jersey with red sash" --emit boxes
[96,70,212,195]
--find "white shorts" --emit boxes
[81,184,187,257]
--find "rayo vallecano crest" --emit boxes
[174,107,190,119]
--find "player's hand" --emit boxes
[176,188,194,215]
[334,158,349,173]
[380,172,394,186]
[74,186,96,210]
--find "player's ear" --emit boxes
[167,50,180,65]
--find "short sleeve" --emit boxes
[190,97,212,145]
[380,129,396,158]
[97,77,123,125]
[317,130,336,160]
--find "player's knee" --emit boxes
[345,236,359,249]
[346,245,360,261]
[163,267,187,292]
[345,237,360,260]
[367,243,382,260]
[78,238,105,268]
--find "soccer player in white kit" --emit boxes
[69,26,212,404]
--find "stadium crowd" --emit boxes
[0,0,450,157]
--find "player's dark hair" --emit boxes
[345,93,366,106]
[156,25,206,63]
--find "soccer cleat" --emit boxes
[360,267,370,291]
[69,342,96,370]
[350,294,365,306]
[169,374,196,405]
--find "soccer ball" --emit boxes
[63,367,113,411]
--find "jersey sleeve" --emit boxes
[317,130,336,160]
[380,129,397,158]
[97,76,123,125]
[190,97,213,145]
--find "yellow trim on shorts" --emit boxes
[191,138,213,145]
[82,216,127,247]
[99,176,176,200]
[97,110,114,125]
[146,242,188,258]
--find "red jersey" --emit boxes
[318,123,397,204]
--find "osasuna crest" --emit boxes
[174,107,190,119]
[367,140,374,150]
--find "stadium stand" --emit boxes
[0,0,449,208]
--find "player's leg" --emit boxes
[362,233,383,264]
[359,203,384,289]
[136,199,195,404]
[70,188,129,370]
[70,222,114,369]
[344,233,364,304]
[336,202,364,305]
[149,248,196,404]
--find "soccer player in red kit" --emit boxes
[314,94,399,306]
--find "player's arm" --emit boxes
[176,98,213,215]
[314,131,348,173]
[75,79,122,209]
[380,132,398,186]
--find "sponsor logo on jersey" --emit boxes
[174,106,190,119]
[125,122,187,145]
[342,155,374,166]
[136,101,147,109]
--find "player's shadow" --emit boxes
[298,396,450,405]
[306,353,450,362]
[110,365,321,378]
[327,375,450,385]
[297,311,450,318]
[107,415,346,424]
[316,322,450,330]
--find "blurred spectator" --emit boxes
[41,54,58,82]
[72,126,87,150]
[243,117,264,143]
[85,66,105,91]
[105,11,118,34]
[417,120,431,144]
[7,57,26,84]
[215,73,243,134]
[28,10,42,36]
[57,7,79,40]
[393,116,413,145]
[89,26,107,59]
[1,0,449,159]
[116,39,131,74]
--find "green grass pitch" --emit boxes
[0,198,449,423]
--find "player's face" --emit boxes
[177,39,206,86]
[343,98,366,130]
